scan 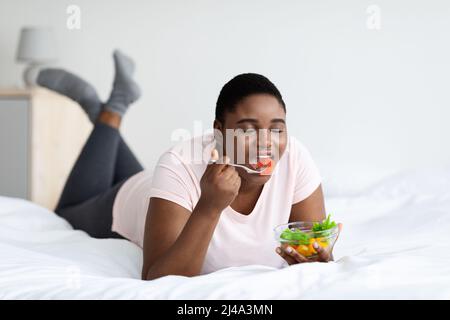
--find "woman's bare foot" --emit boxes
[97,110,122,129]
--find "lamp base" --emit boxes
[23,64,42,87]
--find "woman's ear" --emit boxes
[213,119,222,131]
[213,120,224,157]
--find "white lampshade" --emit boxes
[16,27,57,63]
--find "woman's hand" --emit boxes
[198,149,241,213]
[276,223,343,264]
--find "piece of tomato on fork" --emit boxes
[255,157,273,175]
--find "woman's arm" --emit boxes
[141,156,241,280]
[289,184,326,222]
[141,197,221,280]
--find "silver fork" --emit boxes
[208,159,268,174]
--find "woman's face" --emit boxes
[214,93,288,186]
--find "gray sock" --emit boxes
[104,49,141,116]
[36,68,102,123]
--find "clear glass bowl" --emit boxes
[274,221,339,258]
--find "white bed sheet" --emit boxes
[1,168,450,299]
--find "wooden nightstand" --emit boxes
[0,87,92,210]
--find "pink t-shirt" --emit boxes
[112,133,322,274]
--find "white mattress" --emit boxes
[1,168,450,299]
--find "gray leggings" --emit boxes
[55,123,144,239]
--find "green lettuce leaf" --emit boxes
[280,228,311,244]
[312,214,337,237]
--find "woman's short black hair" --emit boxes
[215,73,286,123]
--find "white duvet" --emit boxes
[1,168,450,299]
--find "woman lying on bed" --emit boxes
[37,50,342,280]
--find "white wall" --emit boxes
[1,0,449,194]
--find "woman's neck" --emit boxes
[238,177,263,195]
[231,178,264,215]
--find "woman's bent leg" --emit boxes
[55,122,120,212]
[114,136,144,184]
[57,180,126,238]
